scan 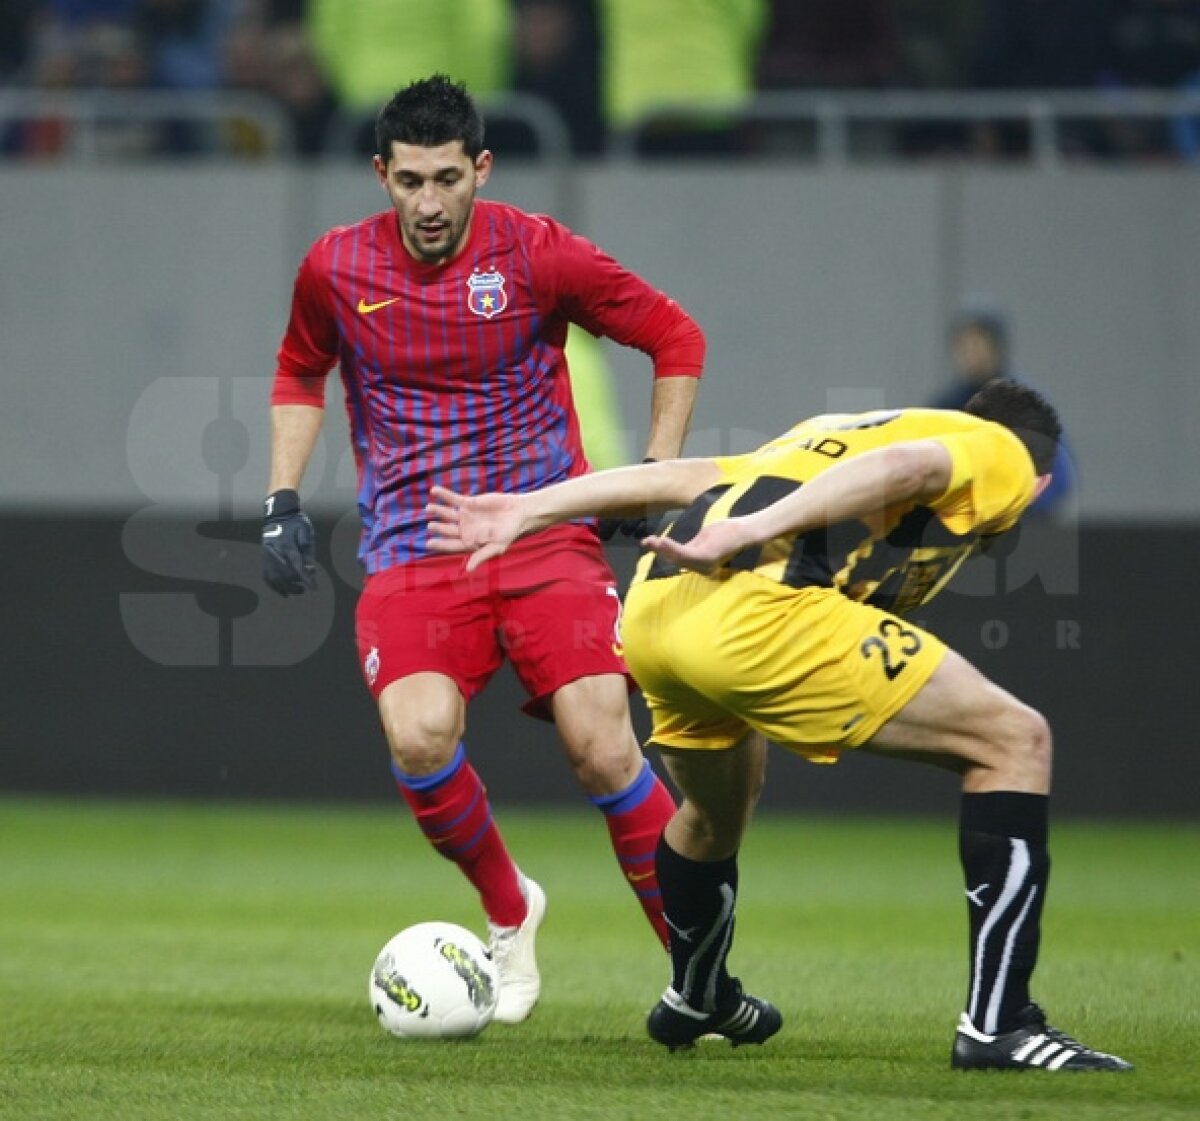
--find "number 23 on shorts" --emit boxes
[860,617,923,681]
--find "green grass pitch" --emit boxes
[1,797,1197,1120]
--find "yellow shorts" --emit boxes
[621,571,948,764]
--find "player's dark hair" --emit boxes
[375,74,485,161]
[962,378,1062,475]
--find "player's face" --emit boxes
[374,141,493,265]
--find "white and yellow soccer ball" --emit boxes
[369,921,498,1040]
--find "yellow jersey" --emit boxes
[634,409,1037,615]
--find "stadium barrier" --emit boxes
[4,514,1194,819]
[4,88,1200,166]
[610,88,1200,165]
[0,88,295,158]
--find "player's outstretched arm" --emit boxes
[426,458,722,571]
[643,441,955,576]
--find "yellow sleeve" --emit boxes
[708,418,814,480]
[932,425,1037,534]
[710,452,757,481]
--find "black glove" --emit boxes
[262,488,317,597]
[597,458,658,541]
[597,512,657,541]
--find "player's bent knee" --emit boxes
[670,799,746,860]
[387,740,460,777]
[1018,705,1053,777]
[985,702,1053,792]
[379,698,463,777]
[664,762,759,858]
[565,730,643,795]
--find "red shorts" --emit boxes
[354,523,633,719]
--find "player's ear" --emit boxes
[474,150,493,188]
[372,154,388,189]
[1032,474,1053,501]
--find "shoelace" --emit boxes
[489,926,518,965]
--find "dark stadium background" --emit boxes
[6,515,1195,817]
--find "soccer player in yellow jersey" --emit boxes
[425,380,1132,1071]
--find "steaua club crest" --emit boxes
[466,269,508,319]
[364,646,380,687]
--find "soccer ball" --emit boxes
[369,921,498,1040]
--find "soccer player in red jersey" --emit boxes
[261,75,701,1023]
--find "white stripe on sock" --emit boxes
[967,838,1031,1034]
[983,880,1040,1035]
[680,882,736,1013]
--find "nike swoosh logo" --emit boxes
[356,296,403,314]
[263,525,284,538]
[627,870,655,883]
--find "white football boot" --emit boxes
[488,875,547,1024]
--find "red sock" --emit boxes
[591,761,676,950]
[394,745,526,927]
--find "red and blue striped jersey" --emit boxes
[273,200,704,573]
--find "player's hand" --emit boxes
[426,486,526,572]
[262,489,317,596]
[640,519,756,576]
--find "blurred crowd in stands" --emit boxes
[2,0,1200,160]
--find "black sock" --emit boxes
[959,791,1050,1035]
[656,834,739,1013]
